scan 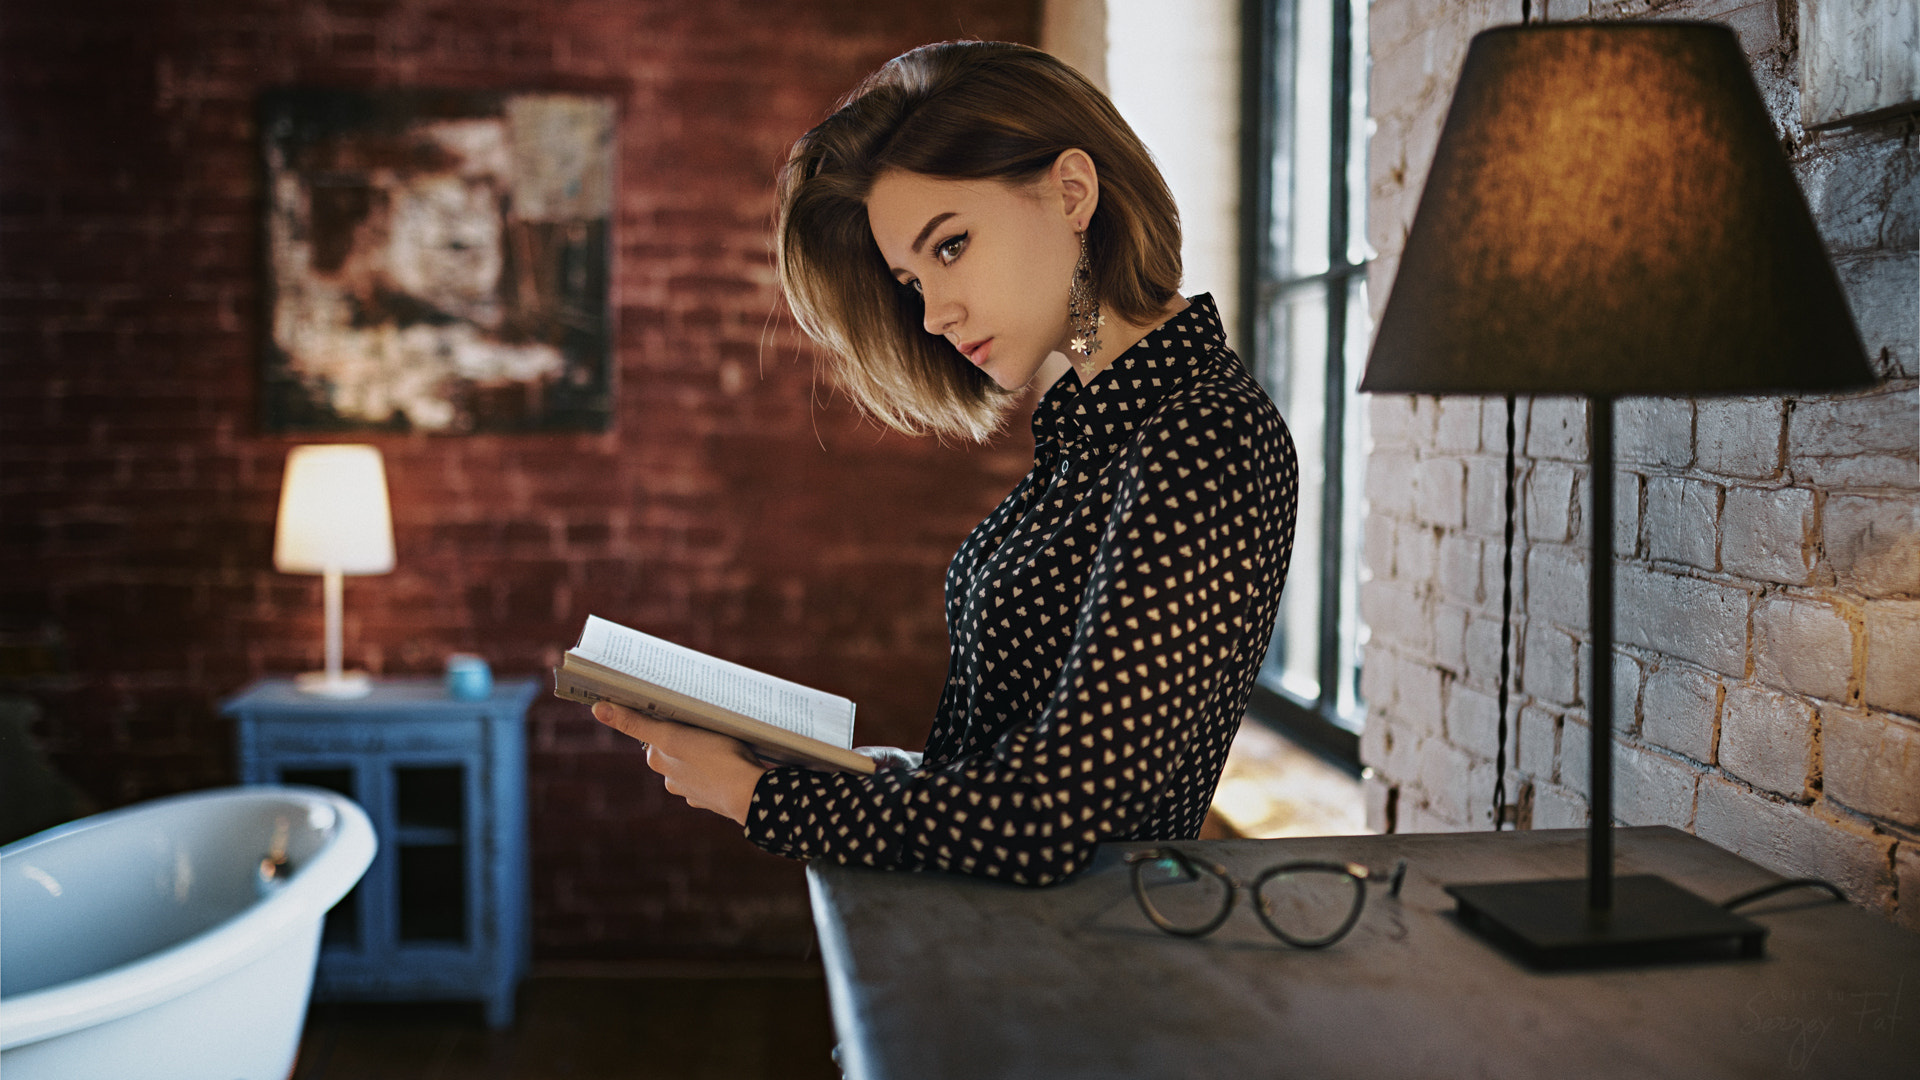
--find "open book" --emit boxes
[554,615,875,775]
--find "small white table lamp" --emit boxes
[274,444,395,698]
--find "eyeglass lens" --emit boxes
[1132,853,1233,936]
[1254,866,1365,947]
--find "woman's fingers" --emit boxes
[592,701,674,748]
[589,701,769,824]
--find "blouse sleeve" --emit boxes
[744,384,1294,885]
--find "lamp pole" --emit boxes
[1588,395,1613,913]
[323,566,346,690]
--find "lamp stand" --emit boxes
[294,567,373,699]
[1443,396,1765,968]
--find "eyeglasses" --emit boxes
[1125,847,1408,948]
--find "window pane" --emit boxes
[1281,0,1333,278]
[1252,0,1373,745]
[1259,282,1328,702]
[1347,0,1373,266]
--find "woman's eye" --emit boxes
[907,279,923,295]
[934,232,968,266]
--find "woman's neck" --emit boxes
[1034,295,1191,392]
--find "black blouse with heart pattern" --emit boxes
[746,294,1299,885]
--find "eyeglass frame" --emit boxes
[1123,847,1408,948]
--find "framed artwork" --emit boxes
[260,89,615,433]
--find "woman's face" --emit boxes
[866,159,1090,391]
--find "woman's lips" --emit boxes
[958,338,992,367]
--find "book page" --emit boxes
[575,616,854,746]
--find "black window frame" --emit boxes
[1239,0,1368,774]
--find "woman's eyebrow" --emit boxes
[911,212,959,255]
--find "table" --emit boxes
[808,827,1918,1079]
[223,676,535,1027]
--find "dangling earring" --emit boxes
[1067,231,1105,371]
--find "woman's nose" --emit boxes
[921,286,960,337]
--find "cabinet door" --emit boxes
[268,759,378,952]
[388,759,478,948]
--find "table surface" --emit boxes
[807,827,1918,1080]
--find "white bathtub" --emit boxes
[1,785,376,1080]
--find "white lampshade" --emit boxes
[273,445,396,575]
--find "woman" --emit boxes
[596,40,1298,885]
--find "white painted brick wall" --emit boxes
[1616,398,1694,468]
[1612,470,1640,559]
[1463,456,1510,538]
[1355,0,1918,927]
[1788,388,1920,488]
[1558,717,1591,797]
[1615,566,1748,677]
[1900,848,1920,934]
[1516,703,1558,780]
[1521,622,1579,708]
[1432,601,1469,673]
[1694,777,1896,907]
[1824,494,1920,596]
[1525,398,1588,462]
[1614,741,1700,829]
[1695,398,1786,479]
[1477,395,1527,456]
[1525,460,1576,544]
[1434,397,1482,453]
[1719,486,1817,584]
[1836,251,1920,380]
[1823,706,1920,828]
[1394,522,1440,589]
[1719,684,1818,799]
[1463,613,1506,686]
[1531,782,1589,829]
[1524,545,1587,630]
[1862,601,1920,715]
[1437,532,1483,605]
[1641,662,1720,764]
[1366,449,1419,518]
[1751,594,1854,701]
[1415,456,1467,529]
[1444,681,1501,758]
[1368,394,1422,448]
[1644,476,1720,569]
[1610,648,1640,735]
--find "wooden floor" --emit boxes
[290,973,842,1080]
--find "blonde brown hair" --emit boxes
[776,41,1183,442]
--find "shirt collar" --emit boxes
[1033,293,1227,454]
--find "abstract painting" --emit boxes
[260,89,615,433]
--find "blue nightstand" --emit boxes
[223,676,536,1028]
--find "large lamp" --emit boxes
[274,444,396,699]
[1360,22,1875,966]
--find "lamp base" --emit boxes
[1446,874,1765,969]
[294,670,374,699]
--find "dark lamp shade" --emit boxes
[1361,22,1874,397]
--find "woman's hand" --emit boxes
[855,745,924,772]
[592,702,770,826]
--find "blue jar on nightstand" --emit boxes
[445,654,492,700]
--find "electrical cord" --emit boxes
[1720,877,1848,912]
[1492,394,1516,830]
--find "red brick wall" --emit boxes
[0,0,1039,960]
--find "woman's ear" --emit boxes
[1050,148,1099,230]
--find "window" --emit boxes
[1241,0,1372,767]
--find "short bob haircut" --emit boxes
[776,41,1183,442]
